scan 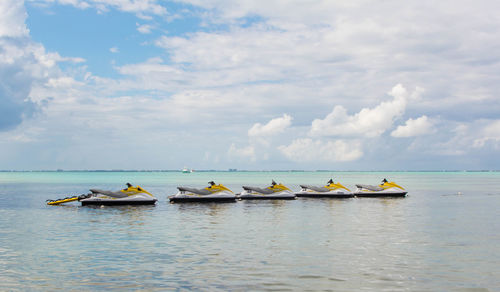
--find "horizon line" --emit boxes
[1,169,499,173]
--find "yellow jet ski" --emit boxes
[295,179,353,198]
[354,179,407,197]
[169,181,237,203]
[239,180,296,200]
[47,183,157,206]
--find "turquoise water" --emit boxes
[0,171,499,291]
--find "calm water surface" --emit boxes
[0,171,499,291]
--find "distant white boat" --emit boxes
[182,167,193,173]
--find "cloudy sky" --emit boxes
[1,0,499,170]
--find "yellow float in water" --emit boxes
[46,196,79,205]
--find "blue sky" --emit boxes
[1,0,500,170]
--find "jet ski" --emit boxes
[239,180,296,200]
[354,179,407,197]
[47,183,158,206]
[295,179,353,198]
[169,181,237,203]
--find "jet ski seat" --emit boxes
[355,184,384,191]
[177,187,212,196]
[89,189,128,198]
[242,186,274,194]
[299,185,329,192]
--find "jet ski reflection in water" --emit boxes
[354,179,407,197]
[169,181,236,203]
[239,180,296,200]
[47,183,158,206]
[295,179,353,198]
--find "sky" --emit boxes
[0,0,499,171]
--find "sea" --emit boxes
[0,171,498,291]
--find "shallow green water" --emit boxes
[0,171,498,291]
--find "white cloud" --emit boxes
[278,138,363,162]
[0,0,72,131]
[176,1,365,26]
[29,0,167,16]
[228,143,256,162]
[46,52,85,64]
[391,115,435,137]
[309,84,421,138]
[0,0,29,37]
[473,120,500,148]
[136,23,153,34]
[248,114,292,137]
[405,119,500,157]
[109,47,119,53]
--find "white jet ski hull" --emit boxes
[354,188,407,197]
[354,191,407,197]
[80,194,157,205]
[238,190,296,200]
[295,190,353,198]
[169,191,236,203]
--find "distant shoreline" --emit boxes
[1,170,498,173]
